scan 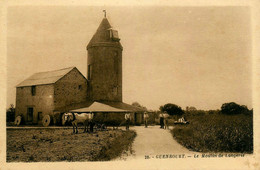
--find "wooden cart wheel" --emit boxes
[42,115,51,127]
[14,116,22,126]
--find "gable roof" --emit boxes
[17,67,77,87]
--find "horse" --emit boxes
[63,112,94,134]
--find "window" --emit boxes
[113,51,119,85]
[113,51,119,75]
[113,86,118,96]
[109,29,120,41]
[78,85,82,90]
[88,65,92,80]
[31,86,36,96]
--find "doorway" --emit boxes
[27,107,33,122]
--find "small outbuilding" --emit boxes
[15,67,88,125]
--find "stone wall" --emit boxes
[87,46,122,102]
[15,85,54,124]
[15,68,88,125]
[54,68,88,110]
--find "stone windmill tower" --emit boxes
[86,12,123,102]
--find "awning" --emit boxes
[70,102,130,113]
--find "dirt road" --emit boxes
[115,125,196,160]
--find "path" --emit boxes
[115,125,196,160]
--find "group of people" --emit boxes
[124,111,170,130]
[124,112,150,130]
[159,111,169,129]
[65,111,171,132]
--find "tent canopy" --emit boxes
[70,102,130,113]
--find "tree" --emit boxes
[159,105,164,112]
[6,104,15,122]
[132,102,147,111]
[186,106,197,111]
[160,103,184,116]
[221,102,251,115]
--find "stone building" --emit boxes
[87,16,122,102]
[84,15,144,125]
[15,67,88,124]
[15,15,145,125]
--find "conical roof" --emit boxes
[87,17,122,49]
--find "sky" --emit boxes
[7,6,252,110]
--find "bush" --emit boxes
[221,102,251,115]
[91,130,137,161]
[160,103,184,116]
[171,114,253,153]
[6,104,15,122]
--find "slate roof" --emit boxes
[87,17,122,49]
[17,67,76,87]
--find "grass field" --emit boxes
[171,113,253,153]
[7,128,136,162]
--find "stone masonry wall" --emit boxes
[54,68,88,110]
[88,46,122,102]
[15,85,54,124]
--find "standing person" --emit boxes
[89,112,94,133]
[163,111,169,129]
[144,112,149,128]
[159,112,164,128]
[125,113,131,130]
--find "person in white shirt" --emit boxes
[125,113,131,130]
[143,112,149,128]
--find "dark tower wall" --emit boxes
[87,17,123,102]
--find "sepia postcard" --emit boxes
[1,0,260,169]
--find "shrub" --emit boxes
[171,114,253,153]
[91,130,136,161]
[160,103,184,116]
[221,102,251,115]
[6,104,15,122]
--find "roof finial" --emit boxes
[103,10,106,18]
